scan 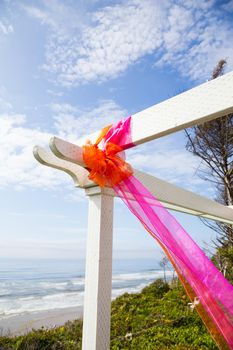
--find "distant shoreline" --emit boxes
[0,306,83,337]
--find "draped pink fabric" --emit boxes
[84,116,233,349]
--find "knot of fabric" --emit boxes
[82,126,133,187]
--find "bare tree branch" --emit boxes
[185,59,233,282]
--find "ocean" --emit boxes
[0,258,173,320]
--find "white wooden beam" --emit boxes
[134,170,233,225]
[73,71,233,149]
[33,145,233,224]
[130,71,233,147]
[50,72,233,166]
[82,186,114,350]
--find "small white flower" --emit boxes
[188,297,200,310]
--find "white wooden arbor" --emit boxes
[34,72,233,350]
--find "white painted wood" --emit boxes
[50,72,233,166]
[33,72,233,350]
[134,170,233,225]
[33,144,233,224]
[50,136,85,167]
[130,71,233,147]
[82,187,114,350]
[33,145,91,187]
[75,71,233,148]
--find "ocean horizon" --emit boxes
[0,257,174,320]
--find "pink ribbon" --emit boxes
[100,116,233,349]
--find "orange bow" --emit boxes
[82,126,133,187]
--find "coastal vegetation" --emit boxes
[0,279,218,350]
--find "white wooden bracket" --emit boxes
[33,145,92,188]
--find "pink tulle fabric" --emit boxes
[102,116,233,349]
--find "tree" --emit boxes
[159,255,170,283]
[185,59,233,282]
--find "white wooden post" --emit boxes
[82,186,114,350]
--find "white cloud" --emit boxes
[157,6,233,81]
[46,89,64,97]
[0,20,13,35]
[0,96,12,111]
[51,99,127,142]
[0,113,66,189]
[0,101,212,196]
[24,0,233,86]
[0,96,210,195]
[222,0,233,12]
[0,99,126,189]
[23,0,86,34]
[0,86,13,112]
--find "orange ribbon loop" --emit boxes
[82,127,133,187]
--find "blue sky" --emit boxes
[0,0,233,261]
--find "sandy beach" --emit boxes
[0,306,83,336]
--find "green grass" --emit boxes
[0,279,217,350]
